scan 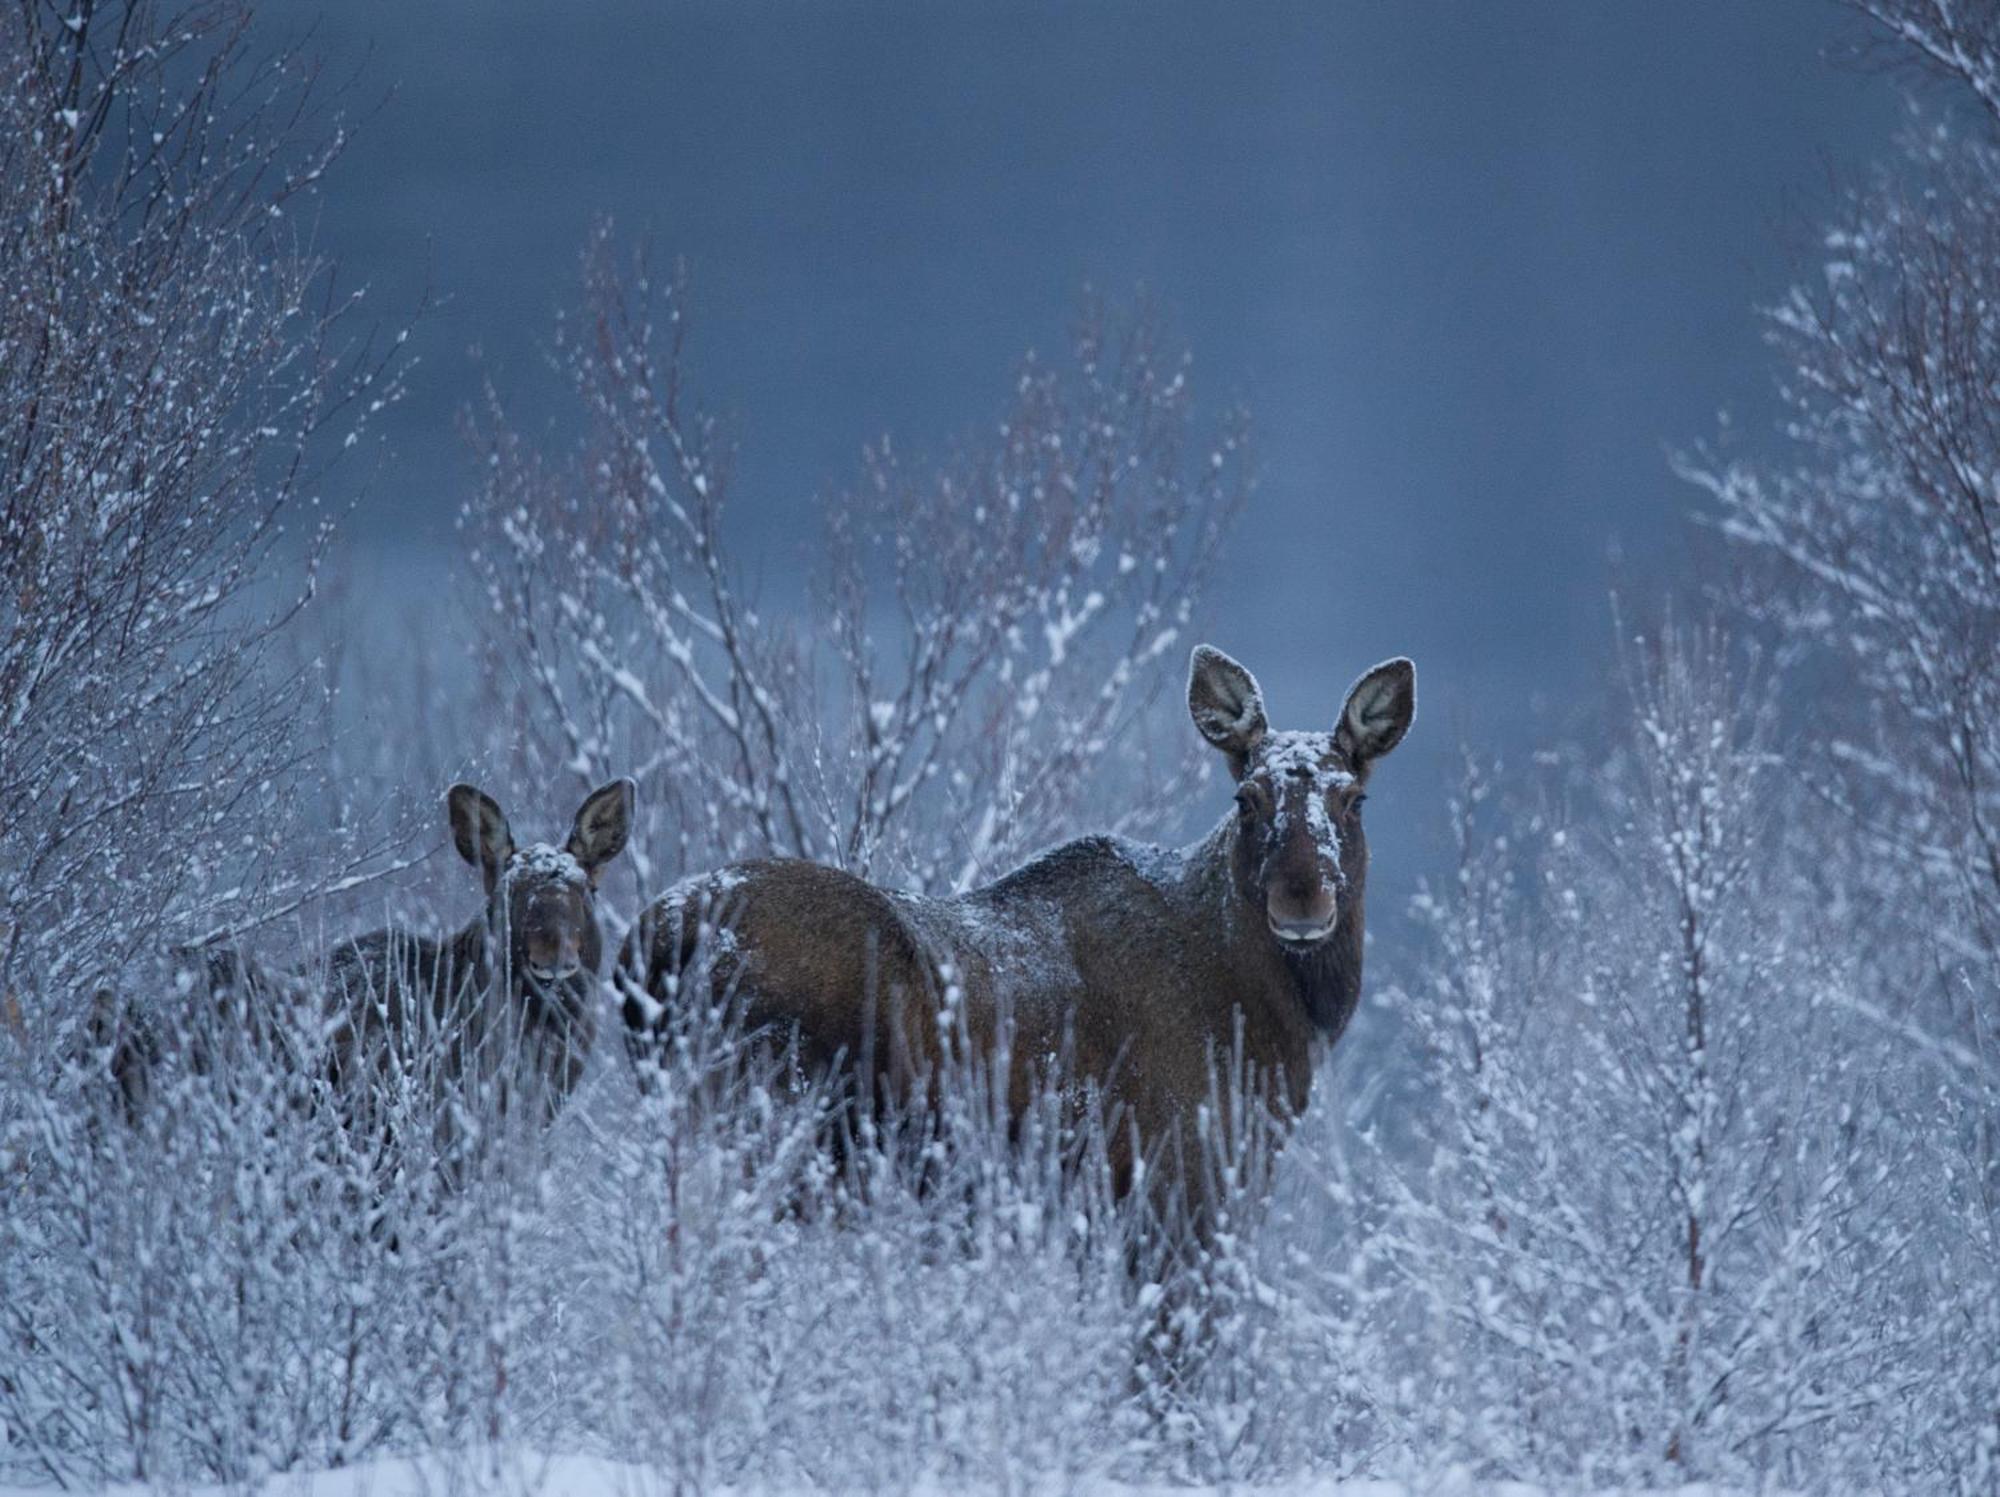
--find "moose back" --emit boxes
[620,646,1414,1209]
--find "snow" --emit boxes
[504,843,589,890]
[1105,835,1188,892]
[1255,731,1355,791]
[1247,730,1354,867]
[0,1453,1752,1497]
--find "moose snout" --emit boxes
[1266,883,1337,945]
[526,932,583,981]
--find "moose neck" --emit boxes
[1186,813,1366,1043]
[1282,896,1365,1041]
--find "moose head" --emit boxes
[446,779,636,986]
[1189,645,1415,949]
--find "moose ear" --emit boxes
[1188,645,1268,776]
[447,784,514,889]
[1335,657,1416,769]
[567,777,635,873]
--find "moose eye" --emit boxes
[1235,783,1270,819]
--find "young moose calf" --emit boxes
[102,780,635,1187]
[620,648,1413,1216]
[323,779,635,1169]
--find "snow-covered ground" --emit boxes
[0,1452,1757,1497]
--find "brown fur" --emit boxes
[621,648,1413,1216]
[107,782,635,1180]
[324,779,635,1157]
[95,945,318,1122]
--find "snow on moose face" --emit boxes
[500,845,598,983]
[1234,731,1362,945]
[445,778,637,984]
[1186,644,1416,950]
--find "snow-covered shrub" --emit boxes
[3,949,435,1483]
[1280,625,1988,1490]
[459,231,1249,906]
[542,972,1151,1491]
[0,0,405,1018]
[0,5,415,1475]
[1682,0,2000,1294]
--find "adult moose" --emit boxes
[620,648,1413,1217]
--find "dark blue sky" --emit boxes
[304,0,1902,887]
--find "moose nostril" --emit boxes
[1269,886,1337,930]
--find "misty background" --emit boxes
[302,0,1901,900]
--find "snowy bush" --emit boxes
[1295,626,1978,1488]
[458,228,1248,902]
[0,0,407,1025]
